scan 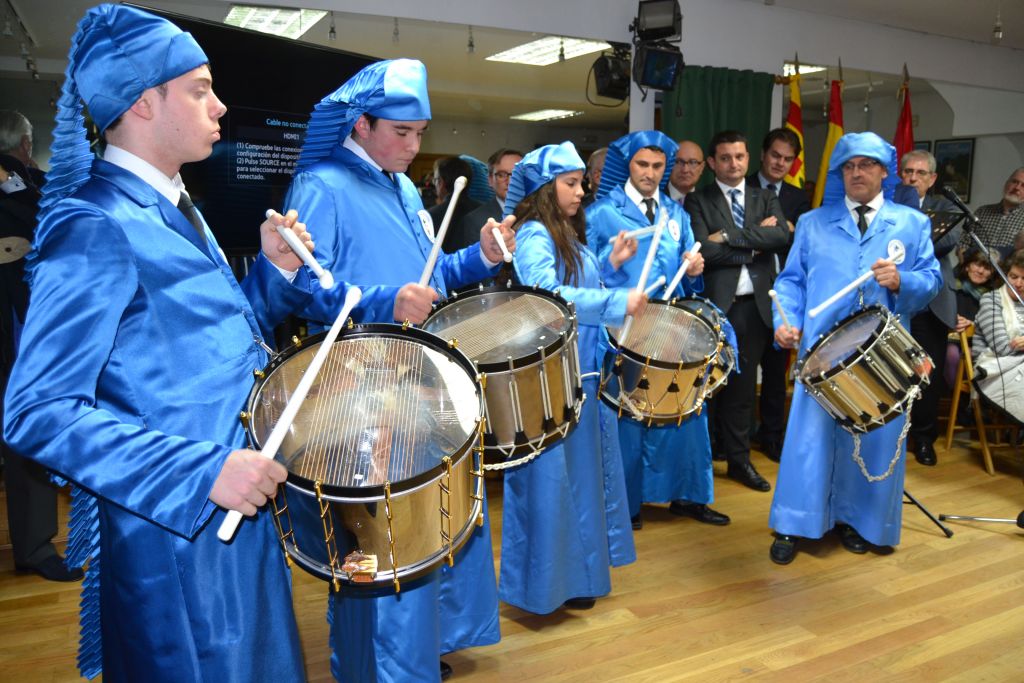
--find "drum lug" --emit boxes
[253,368,265,380]
[347,317,355,329]
[291,335,302,348]
[448,338,458,349]
[402,319,411,330]
[238,411,250,429]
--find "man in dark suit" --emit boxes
[429,156,482,253]
[746,128,812,461]
[461,147,523,226]
[686,130,789,491]
[897,149,960,465]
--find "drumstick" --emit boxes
[491,224,513,263]
[644,275,666,297]
[266,209,334,289]
[607,225,658,243]
[769,289,794,330]
[619,212,666,346]
[217,286,363,543]
[419,176,468,286]
[663,241,702,298]
[808,240,906,319]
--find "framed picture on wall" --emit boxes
[913,140,932,152]
[934,138,975,202]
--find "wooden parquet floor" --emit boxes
[1,439,1022,682]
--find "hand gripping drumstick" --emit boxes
[607,225,658,243]
[419,176,468,286]
[768,289,794,330]
[218,286,363,542]
[619,211,666,347]
[662,241,702,298]
[491,224,513,263]
[808,240,906,318]
[266,209,335,289]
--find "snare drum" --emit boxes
[796,306,932,433]
[675,296,735,398]
[423,284,582,468]
[243,324,485,591]
[600,300,721,425]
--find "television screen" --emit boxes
[134,4,376,253]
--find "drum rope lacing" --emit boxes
[482,397,585,471]
[848,385,920,482]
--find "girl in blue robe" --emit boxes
[499,141,642,614]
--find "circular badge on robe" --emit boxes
[0,236,30,264]
[417,210,435,243]
[668,218,681,242]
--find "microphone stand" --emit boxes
[936,186,1024,528]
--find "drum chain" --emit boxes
[439,456,454,567]
[382,481,401,593]
[849,386,919,482]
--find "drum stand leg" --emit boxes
[903,489,954,538]
[937,510,1024,529]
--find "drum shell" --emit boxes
[798,307,931,433]
[675,297,733,398]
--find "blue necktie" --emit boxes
[729,188,744,229]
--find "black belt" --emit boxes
[733,294,756,302]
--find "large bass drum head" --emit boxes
[248,328,481,498]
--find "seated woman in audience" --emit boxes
[499,141,644,614]
[946,248,997,386]
[971,249,1024,424]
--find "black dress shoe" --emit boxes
[563,596,597,610]
[726,462,771,492]
[836,524,869,554]
[15,554,85,582]
[770,535,797,564]
[630,513,643,530]
[762,440,783,462]
[914,441,937,466]
[440,660,453,680]
[668,501,731,526]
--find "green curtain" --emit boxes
[661,65,775,188]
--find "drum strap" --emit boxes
[849,385,919,482]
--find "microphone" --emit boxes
[939,186,981,230]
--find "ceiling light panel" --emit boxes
[488,36,611,66]
[224,6,327,39]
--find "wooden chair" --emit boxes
[944,325,999,475]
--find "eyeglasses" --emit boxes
[901,168,934,177]
[841,159,881,173]
[492,171,512,180]
[674,159,704,168]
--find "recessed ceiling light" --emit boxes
[783,63,827,77]
[488,37,611,66]
[224,5,327,39]
[510,109,583,122]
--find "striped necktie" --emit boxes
[729,188,744,229]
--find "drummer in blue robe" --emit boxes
[284,59,515,682]
[769,132,941,564]
[501,141,641,613]
[586,130,733,529]
[2,5,323,680]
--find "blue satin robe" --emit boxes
[586,188,718,512]
[769,200,940,546]
[501,220,636,614]
[285,144,501,683]
[2,160,310,682]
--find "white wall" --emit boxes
[420,117,623,159]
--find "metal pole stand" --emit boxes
[903,489,954,537]
[938,510,1024,529]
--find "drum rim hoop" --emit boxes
[605,299,719,370]
[800,305,890,382]
[245,323,483,499]
[423,283,577,372]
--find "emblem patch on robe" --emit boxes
[668,218,681,242]
[417,210,435,243]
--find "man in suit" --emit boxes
[747,128,812,461]
[898,150,961,465]
[581,146,607,208]
[462,147,523,231]
[668,139,705,205]
[686,130,789,491]
[429,156,482,254]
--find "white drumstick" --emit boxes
[644,275,666,297]
[663,241,702,298]
[218,286,362,542]
[769,289,794,330]
[619,211,666,346]
[419,176,467,287]
[607,225,658,244]
[266,209,334,290]
[491,225,513,263]
[808,240,906,319]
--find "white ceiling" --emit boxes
[1,0,1021,130]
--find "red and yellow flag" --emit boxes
[811,79,844,208]
[783,73,805,187]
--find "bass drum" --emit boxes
[244,324,485,591]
